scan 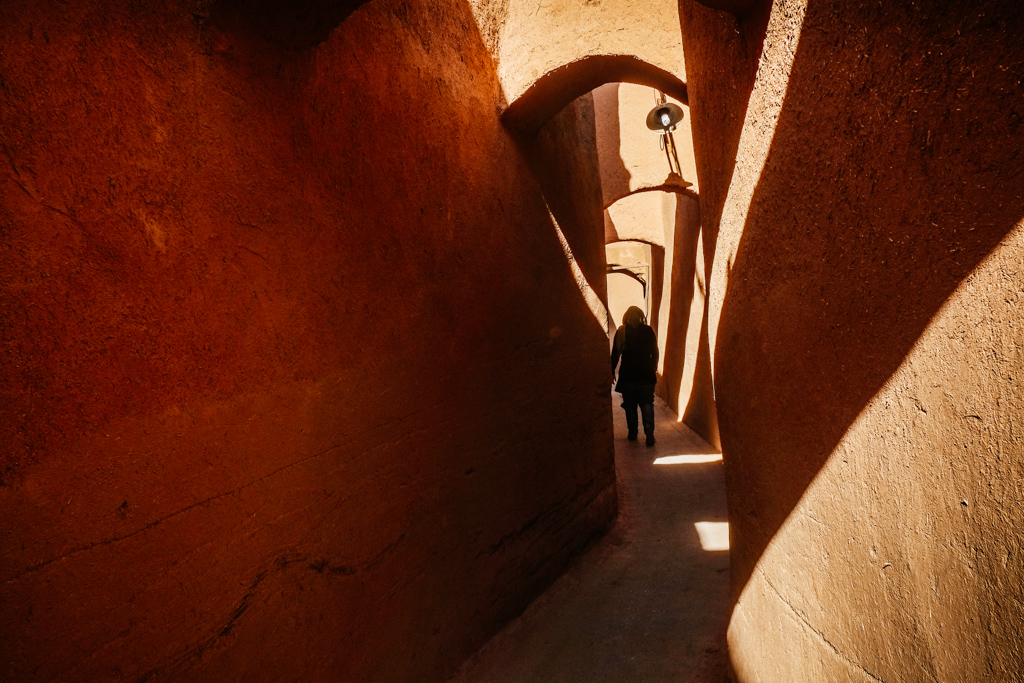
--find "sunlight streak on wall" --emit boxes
[676,228,706,421]
[706,0,807,373]
[552,213,610,334]
[728,218,1024,682]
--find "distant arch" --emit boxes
[502,55,688,134]
[603,183,699,212]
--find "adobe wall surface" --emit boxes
[0,1,615,680]
[472,0,686,109]
[683,0,1024,679]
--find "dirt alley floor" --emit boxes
[455,395,731,682]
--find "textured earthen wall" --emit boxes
[683,0,1024,679]
[473,0,688,132]
[0,1,615,680]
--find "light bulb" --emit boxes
[660,112,671,127]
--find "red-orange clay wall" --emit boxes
[683,0,1024,679]
[0,1,615,680]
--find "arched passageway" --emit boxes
[502,56,688,134]
[590,79,718,447]
[603,191,716,447]
[455,47,732,676]
[606,241,652,328]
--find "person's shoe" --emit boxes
[645,434,655,447]
[627,432,638,441]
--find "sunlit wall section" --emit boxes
[593,82,698,208]
[472,0,685,110]
[682,0,1024,679]
[732,222,1024,681]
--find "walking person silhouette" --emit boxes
[610,306,659,446]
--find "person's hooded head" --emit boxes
[622,306,645,329]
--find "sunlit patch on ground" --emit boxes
[694,522,730,551]
[653,454,722,465]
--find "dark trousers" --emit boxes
[619,382,656,436]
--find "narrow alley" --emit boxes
[3,0,1023,681]
[457,397,730,682]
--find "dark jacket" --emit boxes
[611,323,659,388]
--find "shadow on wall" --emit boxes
[656,202,695,409]
[604,208,622,243]
[648,243,666,334]
[592,83,634,209]
[680,301,718,448]
[679,0,770,280]
[713,0,1024,600]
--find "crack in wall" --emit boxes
[755,564,888,683]
[3,440,348,584]
[5,393,468,586]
